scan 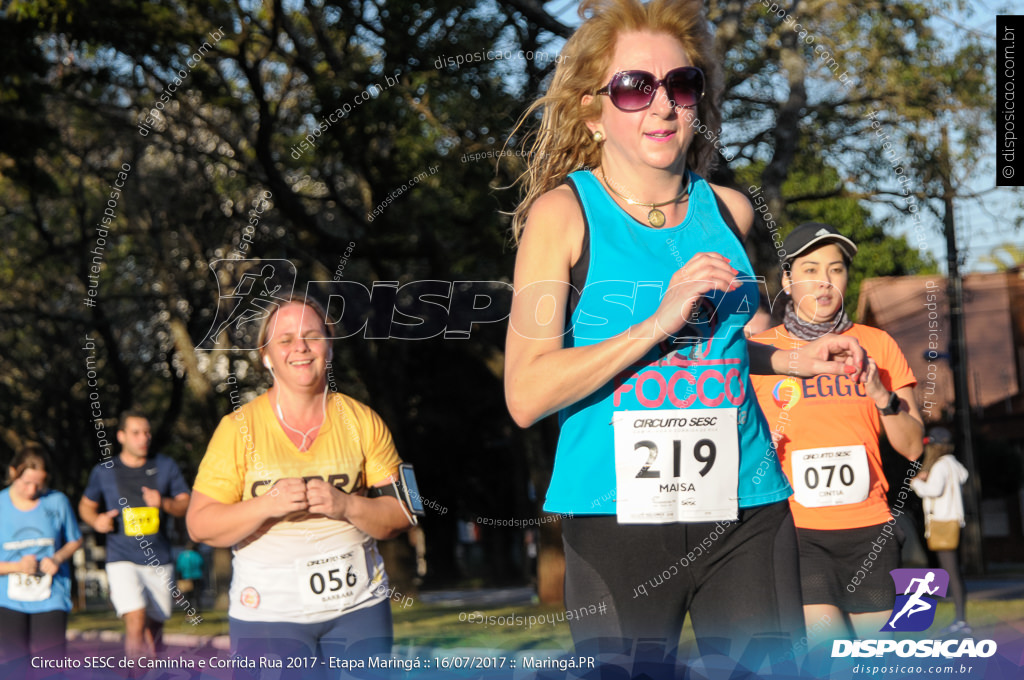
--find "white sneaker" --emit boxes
[939,620,973,637]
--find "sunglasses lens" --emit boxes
[609,71,658,111]
[665,68,704,107]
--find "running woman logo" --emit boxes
[834,568,996,660]
[881,568,950,632]
[197,259,297,350]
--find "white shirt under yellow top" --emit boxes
[194,392,402,622]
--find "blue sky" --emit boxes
[924,2,1023,273]
[538,0,1023,273]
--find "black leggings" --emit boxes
[936,549,967,622]
[0,607,67,662]
[562,500,803,667]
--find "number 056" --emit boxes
[309,565,358,594]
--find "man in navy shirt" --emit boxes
[80,410,190,658]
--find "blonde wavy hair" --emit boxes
[509,0,722,243]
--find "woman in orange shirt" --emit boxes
[751,223,924,639]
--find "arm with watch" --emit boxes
[864,357,924,461]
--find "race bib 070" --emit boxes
[614,409,739,523]
[790,445,870,508]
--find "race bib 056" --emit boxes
[296,547,369,613]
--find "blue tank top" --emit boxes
[543,170,792,515]
[0,488,82,613]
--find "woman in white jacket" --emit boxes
[910,427,970,635]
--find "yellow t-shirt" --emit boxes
[750,324,916,530]
[194,392,402,622]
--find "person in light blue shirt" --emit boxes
[503,0,868,670]
[0,443,82,666]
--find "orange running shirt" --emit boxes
[750,324,916,530]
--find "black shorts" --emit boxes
[562,500,803,662]
[797,522,901,613]
[0,607,67,662]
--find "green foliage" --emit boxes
[978,243,1024,272]
[0,0,554,578]
[782,165,938,320]
[736,155,937,319]
[0,0,1000,588]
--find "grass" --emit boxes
[68,601,587,649]
[929,600,1024,634]
[67,598,1024,650]
[69,608,229,638]
[392,603,577,650]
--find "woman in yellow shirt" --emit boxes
[187,296,414,676]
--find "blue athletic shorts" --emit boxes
[229,599,392,679]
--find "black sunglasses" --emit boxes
[596,67,705,112]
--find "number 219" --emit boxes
[634,439,716,478]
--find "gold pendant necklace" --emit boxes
[601,173,690,228]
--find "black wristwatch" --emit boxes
[879,391,901,416]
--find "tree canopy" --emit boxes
[0,0,993,591]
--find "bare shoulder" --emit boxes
[709,183,754,240]
[519,184,585,266]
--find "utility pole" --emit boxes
[940,125,984,574]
